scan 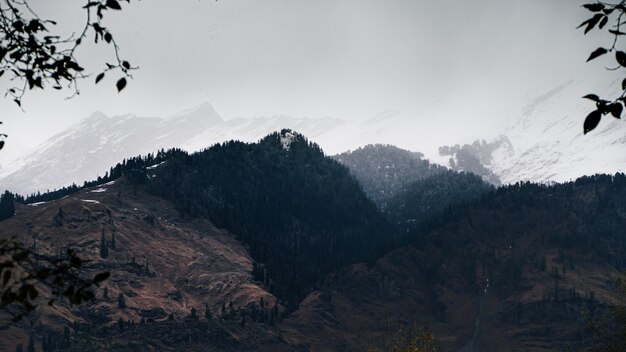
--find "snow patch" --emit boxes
[81,199,100,204]
[147,161,166,170]
[90,188,106,193]
[280,130,296,150]
[28,201,48,206]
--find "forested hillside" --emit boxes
[143,130,392,309]
[281,173,626,352]
[333,144,446,208]
[385,170,492,233]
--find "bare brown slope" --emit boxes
[0,178,288,351]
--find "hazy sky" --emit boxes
[0,0,611,160]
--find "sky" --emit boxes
[0,0,614,161]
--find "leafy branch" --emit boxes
[579,1,626,134]
[0,0,137,109]
[0,237,109,324]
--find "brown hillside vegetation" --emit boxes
[0,176,625,351]
[0,179,285,351]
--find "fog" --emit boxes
[0,0,611,162]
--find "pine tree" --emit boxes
[110,231,116,250]
[54,206,64,226]
[241,310,247,327]
[62,326,70,349]
[100,231,108,259]
[27,334,34,352]
[118,293,126,308]
[205,303,212,320]
[0,191,15,221]
[271,303,279,325]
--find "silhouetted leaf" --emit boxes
[617,51,626,66]
[70,256,81,268]
[104,32,112,43]
[0,141,4,150]
[622,78,626,90]
[584,110,602,134]
[583,3,605,12]
[116,77,127,92]
[95,72,105,84]
[596,100,610,114]
[93,271,110,283]
[12,251,28,262]
[599,16,609,29]
[610,102,623,118]
[0,70,4,78]
[587,47,608,61]
[36,268,50,279]
[12,20,24,32]
[583,94,600,102]
[122,61,130,70]
[578,14,604,34]
[106,0,122,10]
[26,285,38,300]
[609,29,626,35]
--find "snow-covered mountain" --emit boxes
[2,78,625,195]
[0,103,345,195]
[437,79,626,184]
[0,104,460,195]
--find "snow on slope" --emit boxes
[437,79,626,184]
[493,79,626,184]
[2,77,625,195]
[0,103,344,195]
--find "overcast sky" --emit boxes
[0,0,612,161]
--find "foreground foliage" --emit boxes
[0,237,109,323]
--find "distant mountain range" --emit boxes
[0,103,344,195]
[1,79,625,195]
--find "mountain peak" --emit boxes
[82,111,110,125]
[171,101,223,126]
